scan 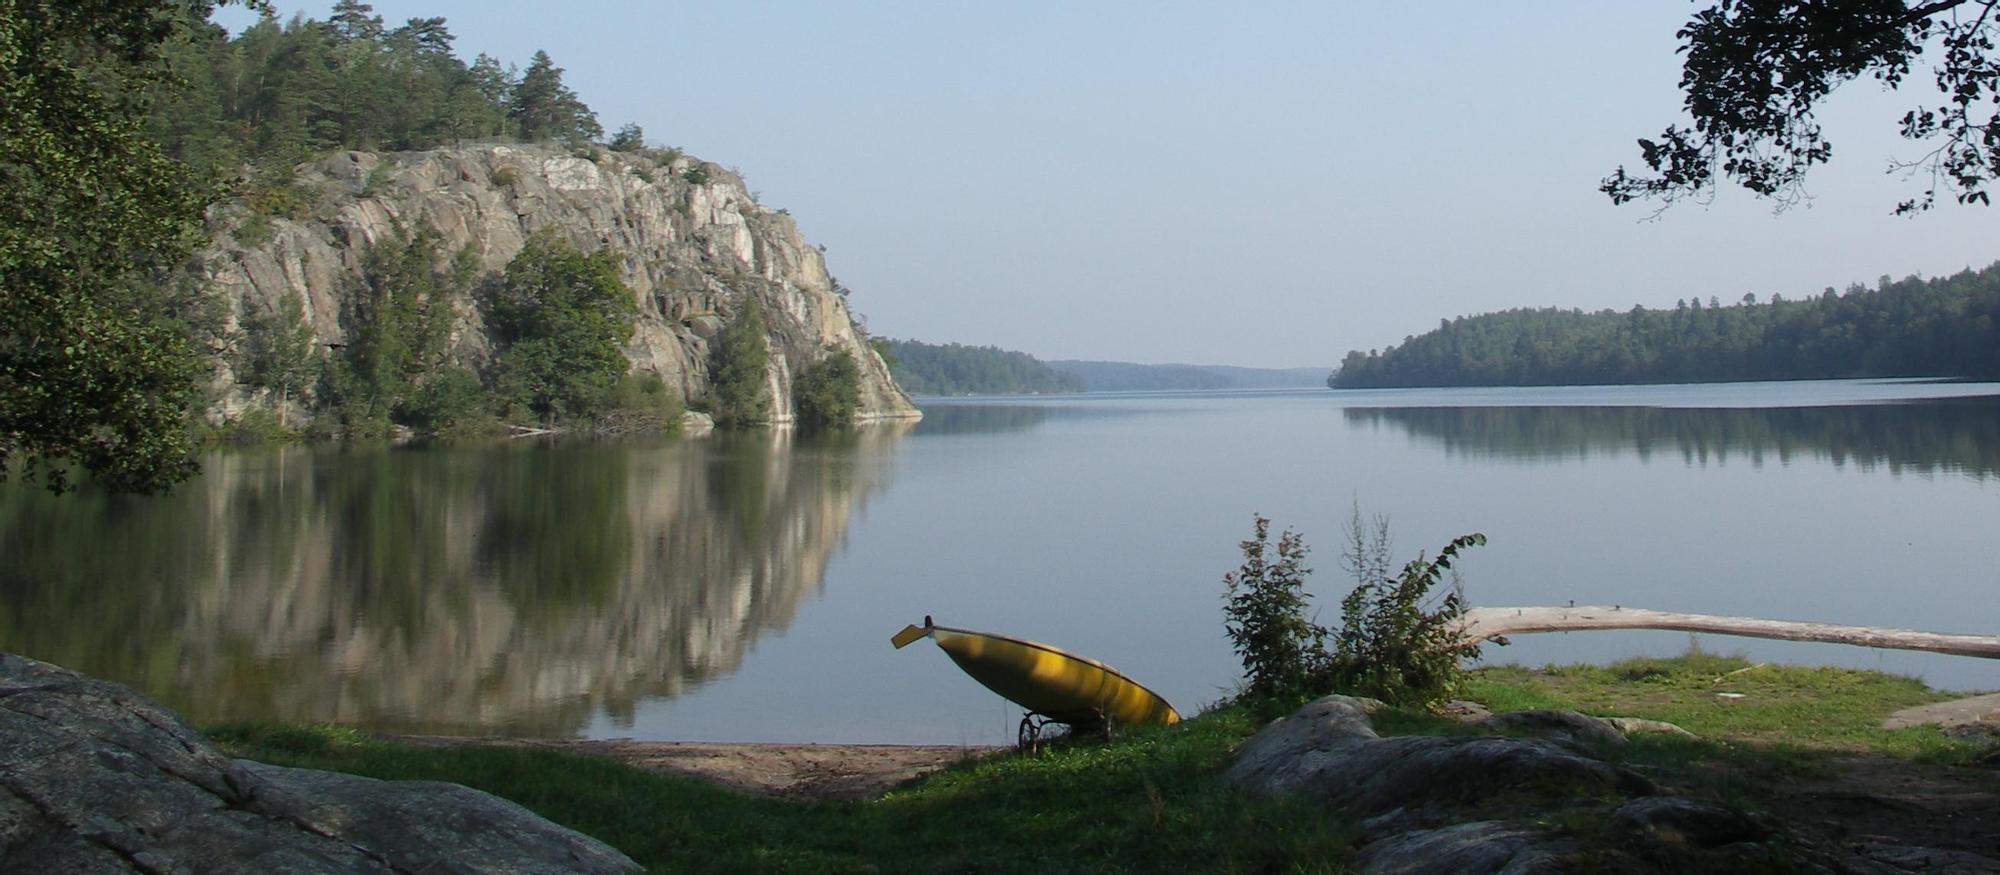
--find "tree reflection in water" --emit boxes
[1343,397,2000,478]
[0,423,913,736]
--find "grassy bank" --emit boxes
[209,654,1994,873]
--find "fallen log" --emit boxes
[1460,605,2000,660]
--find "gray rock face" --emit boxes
[0,653,639,874]
[1224,695,1941,874]
[1472,709,1629,751]
[1224,696,1652,818]
[1607,796,1770,848]
[1348,822,1573,875]
[202,144,919,425]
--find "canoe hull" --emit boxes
[899,622,1179,728]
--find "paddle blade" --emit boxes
[890,624,930,649]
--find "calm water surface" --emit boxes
[2,379,1996,744]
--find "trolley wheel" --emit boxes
[1017,713,1049,755]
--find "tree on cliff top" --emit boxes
[1606,0,1999,214]
[509,50,602,146]
[1,0,265,494]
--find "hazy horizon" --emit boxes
[216,2,2000,369]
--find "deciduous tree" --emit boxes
[0,0,263,493]
[1606,0,2000,214]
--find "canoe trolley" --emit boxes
[891,616,1180,754]
[1016,713,1054,754]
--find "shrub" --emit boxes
[402,366,498,435]
[491,165,518,187]
[361,161,395,197]
[203,407,292,444]
[599,372,686,433]
[235,212,273,248]
[792,348,860,430]
[326,225,467,427]
[235,291,320,430]
[483,233,638,425]
[1222,515,1331,701]
[1328,506,1493,706]
[681,163,711,185]
[608,123,645,152]
[244,162,314,219]
[1221,508,1498,710]
[706,299,770,428]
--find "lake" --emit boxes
[2,379,1996,744]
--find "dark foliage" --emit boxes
[879,338,1083,396]
[1330,511,1491,707]
[484,234,637,425]
[1608,0,2000,213]
[1332,263,2000,388]
[142,2,604,176]
[234,291,320,427]
[1222,516,1331,701]
[1344,399,2000,478]
[792,348,861,430]
[0,0,261,493]
[320,224,468,433]
[707,301,771,428]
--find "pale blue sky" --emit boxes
[218,1,2000,369]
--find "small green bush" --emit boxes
[1329,507,1492,706]
[491,165,518,187]
[244,163,314,219]
[202,407,293,444]
[681,163,711,185]
[1223,515,1330,701]
[608,123,645,152]
[1221,508,1497,709]
[792,348,860,430]
[235,213,273,248]
[401,366,498,435]
[598,372,686,433]
[361,161,395,197]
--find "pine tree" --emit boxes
[508,50,601,145]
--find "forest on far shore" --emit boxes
[1332,262,2000,388]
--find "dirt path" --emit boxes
[390,736,1003,801]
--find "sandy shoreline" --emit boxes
[390,736,1004,801]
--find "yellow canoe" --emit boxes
[891,616,1180,728]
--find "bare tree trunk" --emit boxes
[1460,605,2000,660]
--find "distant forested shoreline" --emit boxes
[1331,263,2000,388]
[875,339,1084,396]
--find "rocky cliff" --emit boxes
[200,143,918,425]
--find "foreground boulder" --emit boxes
[1223,694,1978,875]
[1225,696,1652,817]
[0,653,639,874]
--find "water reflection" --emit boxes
[1344,397,2000,477]
[0,424,912,735]
[911,401,1056,436]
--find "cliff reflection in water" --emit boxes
[0,425,911,735]
[1344,397,2000,477]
